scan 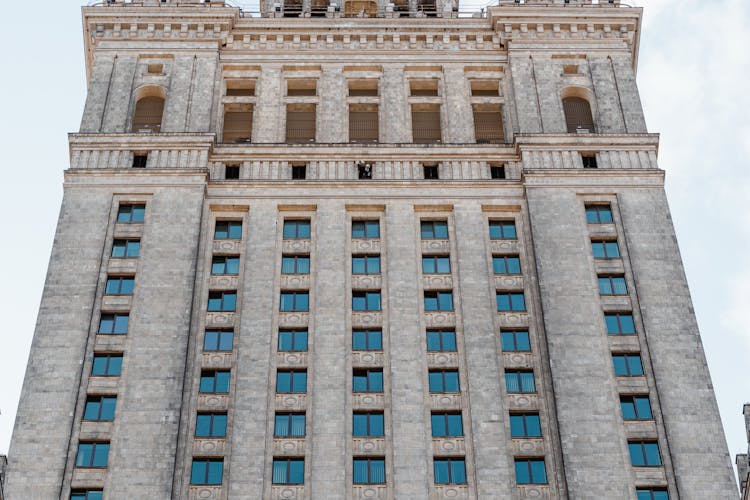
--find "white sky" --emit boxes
[0,0,748,480]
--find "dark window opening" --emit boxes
[132,154,148,168]
[423,164,439,180]
[292,164,307,180]
[358,163,373,180]
[490,164,506,179]
[225,165,240,179]
[582,155,598,169]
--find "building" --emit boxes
[3,0,740,498]
[738,405,750,500]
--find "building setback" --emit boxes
[2,0,739,499]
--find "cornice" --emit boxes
[514,133,659,153]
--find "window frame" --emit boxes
[283,219,312,239]
[422,255,451,274]
[352,329,383,351]
[199,370,231,394]
[612,354,645,377]
[278,329,309,352]
[352,255,381,275]
[509,413,542,438]
[492,255,521,275]
[98,313,129,335]
[352,220,380,239]
[211,256,240,276]
[420,220,449,240]
[195,412,228,438]
[636,488,670,500]
[352,291,382,311]
[505,370,536,394]
[104,276,135,296]
[111,239,140,258]
[70,491,103,500]
[605,313,636,335]
[274,413,307,438]
[83,396,117,422]
[280,291,309,312]
[514,458,547,484]
[628,441,662,467]
[585,205,614,224]
[591,240,621,259]
[75,442,110,468]
[501,330,531,352]
[203,330,234,352]
[428,370,460,393]
[353,412,385,437]
[191,458,224,485]
[620,395,653,421]
[488,220,517,240]
[276,369,308,394]
[433,458,467,485]
[116,204,145,223]
[353,369,384,393]
[431,412,463,437]
[281,255,311,275]
[91,353,123,376]
[426,329,457,352]
[353,458,386,484]
[598,275,628,296]
[496,292,526,312]
[272,458,305,485]
[207,291,237,312]
[214,220,243,240]
[424,291,454,312]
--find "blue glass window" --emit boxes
[280,292,309,312]
[353,369,383,392]
[283,220,311,239]
[75,442,110,468]
[274,413,306,437]
[111,239,140,258]
[598,276,628,295]
[191,459,224,485]
[352,255,381,274]
[352,220,380,239]
[613,354,644,376]
[424,291,453,311]
[429,370,459,393]
[200,371,231,393]
[621,396,653,420]
[605,313,636,335]
[420,220,449,239]
[422,255,451,274]
[70,491,103,500]
[352,329,382,351]
[98,313,129,335]
[282,255,310,274]
[591,240,620,259]
[91,354,122,376]
[353,413,385,437]
[203,330,234,351]
[493,255,521,274]
[212,256,240,275]
[208,291,236,312]
[637,488,669,500]
[272,459,305,484]
[83,397,116,422]
[586,205,614,224]
[489,220,517,239]
[431,412,463,437]
[195,413,227,438]
[496,292,526,312]
[434,458,467,485]
[277,370,307,393]
[509,414,542,438]
[514,458,547,484]
[117,204,145,223]
[105,276,135,295]
[214,221,242,240]
[426,330,457,352]
[501,330,531,352]
[505,371,536,393]
[353,291,381,311]
[353,458,385,484]
[278,330,308,352]
[628,441,662,467]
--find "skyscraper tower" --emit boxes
[3,0,739,499]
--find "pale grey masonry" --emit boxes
[5,1,739,499]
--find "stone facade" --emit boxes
[738,404,750,500]
[4,0,739,499]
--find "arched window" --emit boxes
[563,96,594,133]
[132,94,165,133]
